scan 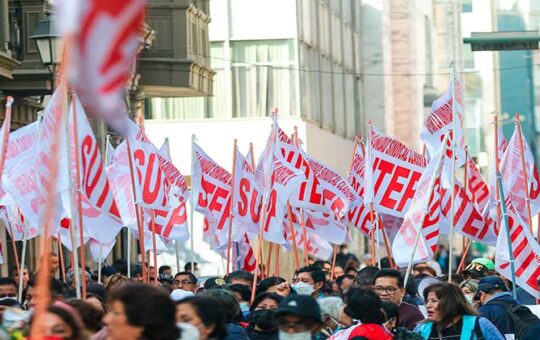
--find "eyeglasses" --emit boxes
[0,293,16,298]
[173,280,195,286]
[373,286,399,295]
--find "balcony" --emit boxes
[138,0,215,97]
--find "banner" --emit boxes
[420,71,466,166]
[496,200,540,299]
[0,205,38,241]
[233,149,262,235]
[366,126,426,218]
[466,157,489,213]
[392,141,447,267]
[107,141,137,229]
[347,141,374,237]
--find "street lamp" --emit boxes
[29,12,61,74]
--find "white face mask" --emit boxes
[291,281,315,296]
[465,294,474,305]
[279,331,312,340]
[177,322,200,340]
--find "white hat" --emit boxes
[170,289,194,302]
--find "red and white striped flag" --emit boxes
[392,140,448,266]
[420,71,466,166]
[466,157,489,213]
[496,199,540,299]
[347,141,373,237]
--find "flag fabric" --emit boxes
[466,157,489,213]
[420,71,466,166]
[499,122,540,226]
[347,141,374,237]
[126,122,169,210]
[283,225,333,260]
[365,126,426,218]
[392,140,447,267]
[71,0,148,133]
[88,237,116,263]
[232,149,262,236]
[69,98,123,244]
[0,205,39,241]
[496,199,540,299]
[192,142,241,246]
[0,97,13,181]
[231,234,257,273]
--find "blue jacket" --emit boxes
[477,292,517,336]
[225,323,249,340]
[414,315,504,340]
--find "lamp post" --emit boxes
[29,11,61,89]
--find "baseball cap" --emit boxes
[462,262,489,278]
[203,277,226,289]
[472,258,495,271]
[478,276,508,293]
[276,295,322,323]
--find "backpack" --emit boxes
[393,327,424,340]
[490,300,540,338]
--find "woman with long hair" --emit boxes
[176,296,228,340]
[415,282,504,339]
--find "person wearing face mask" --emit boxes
[176,296,228,340]
[459,279,479,306]
[414,282,503,340]
[319,297,344,338]
[227,284,252,319]
[291,265,327,299]
[276,295,323,340]
[381,301,424,340]
[247,292,283,339]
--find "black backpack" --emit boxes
[490,300,540,338]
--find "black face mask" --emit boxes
[250,309,278,332]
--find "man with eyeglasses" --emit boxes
[276,295,323,340]
[372,269,424,330]
[172,271,198,293]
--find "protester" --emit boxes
[462,260,491,280]
[103,283,179,340]
[65,299,104,334]
[459,279,479,306]
[24,276,64,310]
[359,253,373,269]
[319,296,344,338]
[41,302,87,340]
[313,260,333,280]
[11,267,30,290]
[99,265,117,286]
[276,294,323,339]
[415,282,503,339]
[158,265,172,280]
[184,262,199,274]
[337,287,393,339]
[373,269,425,330]
[200,288,249,339]
[0,277,18,300]
[172,271,199,293]
[247,292,283,339]
[335,274,355,295]
[335,245,359,269]
[255,276,291,297]
[292,265,327,299]
[104,273,130,295]
[176,296,228,340]
[476,275,540,338]
[227,283,252,318]
[225,270,254,287]
[354,265,379,288]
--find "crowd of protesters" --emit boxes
[0,246,537,339]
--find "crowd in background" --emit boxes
[0,244,537,339]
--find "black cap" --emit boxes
[204,277,226,289]
[276,295,322,323]
[478,276,508,293]
[463,262,489,278]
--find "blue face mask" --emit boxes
[240,302,250,318]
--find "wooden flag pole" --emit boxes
[514,113,534,233]
[457,239,472,273]
[150,210,159,286]
[56,234,66,283]
[189,134,196,273]
[6,219,20,281]
[274,243,280,276]
[17,221,29,303]
[126,138,147,283]
[251,201,267,304]
[330,245,338,281]
[226,140,238,275]
[379,220,396,268]
[97,244,103,284]
[293,127,310,265]
[403,131,451,288]
[71,94,88,298]
[265,242,273,277]
[286,203,300,270]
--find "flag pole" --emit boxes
[57,234,66,283]
[494,115,502,227]
[274,243,280,276]
[514,113,534,233]
[463,147,469,256]
[97,244,103,284]
[330,245,338,281]
[226,139,238,275]
[17,220,29,303]
[127,228,132,278]
[286,203,300,270]
[265,242,273,277]
[150,210,159,286]
[190,134,196,273]
[495,172,518,299]
[448,61,457,282]
[125,138,147,283]
[404,131,451,287]
[248,142,266,271]
[457,239,472,273]
[293,126,310,265]
[71,94,88,298]
[6,219,20,282]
